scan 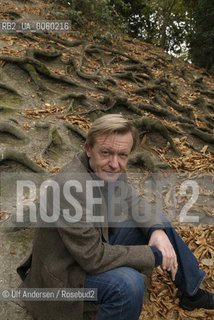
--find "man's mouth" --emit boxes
[104,171,120,174]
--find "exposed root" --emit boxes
[26,48,62,60]
[180,123,214,144]
[60,93,87,101]
[99,93,142,115]
[64,122,87,140]
[86,45,142,64]
[128,151,157,172]
[0,82,22,96]
[34,33,85,47]
[133,117,180,156]
[132,84,177,103]
[123,65,152,79]
[23,63,51,91]
[0,149,45,172]
[68,56,101,82]
[200,90,214,99]
[0,122,28,142]
[42,125,66,156]
[0,10,22,18]
[60,93,90,114]
[138,103,177,121]
[0,54,82,90]
[35,123,50,129]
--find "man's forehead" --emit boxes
[94,132,133,149]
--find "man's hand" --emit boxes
[148,229,178,281]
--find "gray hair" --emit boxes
[86,114,139,152]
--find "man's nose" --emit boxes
[109,155,119,169]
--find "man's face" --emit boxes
[84,132,133,182]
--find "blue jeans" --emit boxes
[84,214,206,320]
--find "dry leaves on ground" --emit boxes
[156,136,214,173]
[140,225,214,320]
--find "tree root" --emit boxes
[0,122,28,142]
[34,33,85,47]
[112,71,144,86]
[207,103,214,113]
[64,99,76,115]
[24,63,50,91]
[137,103,177,121]
[17,33,39,42]
[204,115,214,129]
[112,95,142,115]
[42,125,66,156]
[60,93,90,114]
[200,90,214,99]
[192,97,214,129]
[68,57,101,82]
[0,82,22,96]
[180,67,189,82]
[66,46,114,87]
[100,93,142,115]
[128,151,157,172]
[164,125,183,136]
[197,124,213,134]
[0,149,45,172]
[133,117,180,156]
[165,97,194,119]
[153,53,172,63]
[0,56,48,91]
[0,106,17,115]
[86,45,141,64]
[60,93,87,101]
[132,84,177,103]
[26,48,62,60]
[192,97,209,114]
[192,77,207,90]
[35,123,50,129]
[180,123,214,144]
[155,94,168,108]
[1,10,22,18]
[40,67,82,87]
[154,77,172,86]
[64,122,86,140]
[137,100,195,126]
[105,78,117,86]
[123,65,152,79]
[112,71,139,83]
[0,54,82,90]
[96,85,111,92]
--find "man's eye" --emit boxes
[120,154,128,159]
[102,151,109,155]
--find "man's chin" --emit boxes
[100,172,121,182]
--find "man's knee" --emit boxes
[85,266,145,308]
[114,267,145,305]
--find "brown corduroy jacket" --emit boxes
[17,151,163,320]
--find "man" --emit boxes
[17,114,214,320]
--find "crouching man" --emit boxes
[17,114,214,320]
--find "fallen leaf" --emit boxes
[201,258,213,266]
[201,145,208,153]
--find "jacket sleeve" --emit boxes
[58,223,155,275]
[53,167,158,275]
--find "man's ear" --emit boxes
[84,143,91,157]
